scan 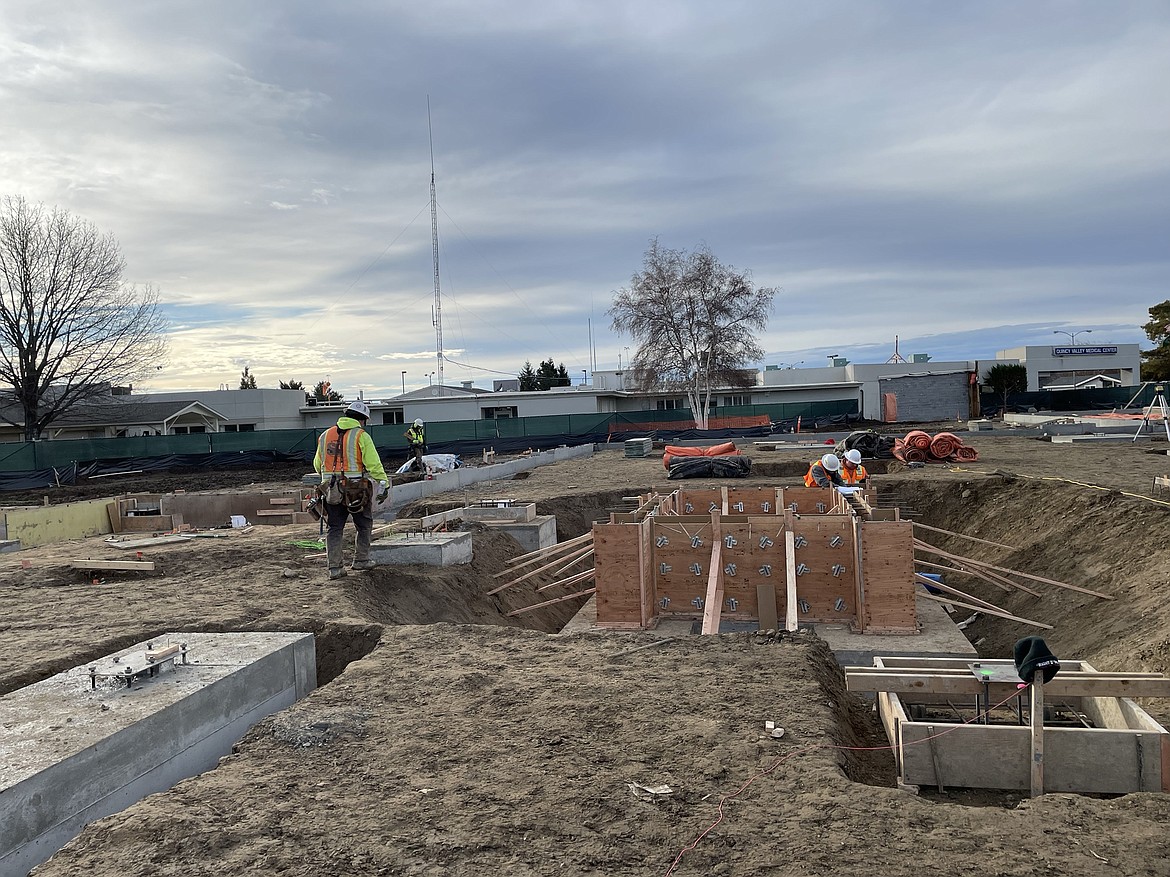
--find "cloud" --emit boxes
[0,1,1165,397]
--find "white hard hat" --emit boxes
[844,449,862,465]
[346,400,371,419]
[413,418,423,427]
[821,453,840,472]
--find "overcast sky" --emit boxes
[2,1,1167,397]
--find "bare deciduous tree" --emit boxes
[609,240,776,429]
[0,196,169,440]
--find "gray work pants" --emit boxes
[325,501,373,571]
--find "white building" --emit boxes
[995,344,1141,392]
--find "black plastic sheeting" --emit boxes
[836,430,898,459]
[0,422,813,492]
[667,456,753,479]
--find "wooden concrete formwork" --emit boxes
[850,657,1170,794]
[592,486,917,634]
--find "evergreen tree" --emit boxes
[983,363,1027,418]
[239,366,257,389]
[518,361,539,391]
[1141,300,1170,382]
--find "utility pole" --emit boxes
[428,97,444,396]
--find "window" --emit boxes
[723,395,749,407]
[224,423,256,432]
[656,398,685,410]
[172,426,207,434]
[382,409,404,425]
[482,406,518,420]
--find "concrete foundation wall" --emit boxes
[0,632,315,875]
[3,497,114,548]
[386,444,594,513]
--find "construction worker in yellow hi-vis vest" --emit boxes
[314,400,388,580]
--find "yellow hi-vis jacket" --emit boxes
[314,416,388,482]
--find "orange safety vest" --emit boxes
[804,460,834,488]
[840,464,868,485]
[317,426,366,478]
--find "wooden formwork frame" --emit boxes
[849,657,1170,795]
[592,486,917,634]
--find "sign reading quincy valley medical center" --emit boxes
[1052,346,1118,356]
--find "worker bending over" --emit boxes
[314,400,389,580]
[804,453,845,488]
[839,449,869,485]
[404,418,426,472]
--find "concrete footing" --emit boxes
[369,530,472,566]
[561,594,975,668]
[482,515,558,553]
[0,632,316,876]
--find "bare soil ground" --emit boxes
[6,432,1170,876]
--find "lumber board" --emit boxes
[68,559,157,571]
[502,532,593,569]
[700,512,724,634]
[914,542,1040,596]
[784,530,798,631]
[912,521,1017,550]
[915,558,1013,593]
[536,567,596,592]
[847,671,1170,698]
[506,587,597,616]
[913,539,1112,600]
[107,534,196,550]
[913,573,1000,611]
[917,593,1051,629]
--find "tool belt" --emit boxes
[318,474,372,512]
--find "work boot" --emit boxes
[328,567,348,580]
[351,560,376,571]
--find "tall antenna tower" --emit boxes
[886,335,908,364]
[428,97,444,395]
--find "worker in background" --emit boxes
[404,418,426,472]
[804,452,845,488]
[314,400,389,580]
[839,449,869,486]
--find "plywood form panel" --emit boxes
[786,488,836,516]
[593,523,644,626]
[651,518,780,618]
[651,519,716,616]
[788,516,857,623]
[674,490,724,516]
[724,487,783,516]
[860,521,917,632]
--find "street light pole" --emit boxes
[401,371,406,394]
[1054,329,1092,345]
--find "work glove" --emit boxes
[375,481,389,504]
